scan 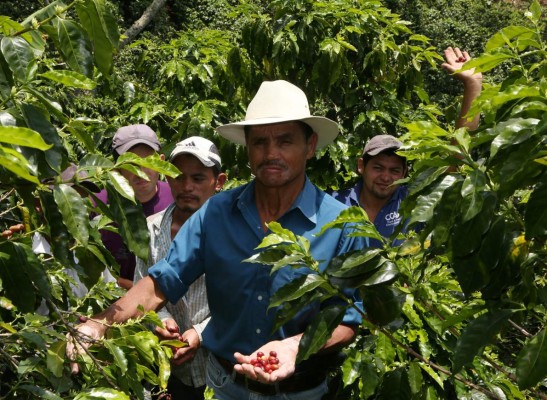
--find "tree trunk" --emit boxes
[120,0,168,49]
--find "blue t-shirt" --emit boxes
[149,177,364,361]
[330,182,409,247]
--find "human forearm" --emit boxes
[456,76,483,131]
[83,276,167,334]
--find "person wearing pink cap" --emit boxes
[95,124,174,289]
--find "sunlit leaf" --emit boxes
[54,184,90,246]
[40,70,96,90]
[0,126,53,150]
[46,340,65,378]
[1,36,36,82]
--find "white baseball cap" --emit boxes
[169,136,221,169]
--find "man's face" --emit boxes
[246,122,317,189]
[118,144,160,203]
[358,153,406,200]
[166,154,224,215]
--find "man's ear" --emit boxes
[306,132,318,159]
[160,153,165,161]
[215,173,227,191]
[357,157,365,175]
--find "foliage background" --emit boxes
[0,0,545,399]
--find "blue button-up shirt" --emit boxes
[149,177,364,361]
[331,182,409,247]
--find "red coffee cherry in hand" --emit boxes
[250,350,280,374]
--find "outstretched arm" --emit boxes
[442,47,483,131]
[67,275,167,373]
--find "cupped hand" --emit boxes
[442,46,482,84]
[233,339,299,384]
[172,328,200,366]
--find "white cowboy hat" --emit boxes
[216,80,339,149]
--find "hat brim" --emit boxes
[216,116,339,149]
[366,145,401,156]
[115,138,160,155]
[170,148,219,168]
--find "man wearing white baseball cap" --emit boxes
[69,80,365,400]
[134,136,226,400]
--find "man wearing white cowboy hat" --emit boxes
[68,80,365,399]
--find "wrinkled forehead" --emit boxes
[244,121,311,140]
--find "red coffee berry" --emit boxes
[79,315,88,323]
[256,351,264,358]
[269,350,277,357]
[168,326,180,333]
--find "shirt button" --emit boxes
[256,328,261,334]
[257,295,263,301]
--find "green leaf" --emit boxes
[40,70,96,90]
[20,102,66,176]
[485,26,535,51]
[408,175,458,225]
[460,169,487,222]
[107,170,135,203]
[116,152,180,178]
[451,192,497,257]
[18,385,63,400]
[80,153,115,169]
[0,126,53,150]
[155,346,171,389]
[104,340,128,374]
[46,340,66,378]
[524,178,547,238]
[297,305,345,363]
[0,145,40,183]
[125,331,157,365]
[379,368,411,400]
[361,285,403,326]
[54,18,93,77]
[40,191,74,267]
[0,243,37,312]
[489,118,540,157]
[270,274,328,307]
[75,0,119,76]
[452,309,513,373]
[54,184,90,247]
[106,183,149,260]
[408,361,423,394]
[74,388,130,400]
[317,206,368,232]
[1,36,36,82]
[326,248,383,277]
[515,328,547,389]
[272,290,324,331]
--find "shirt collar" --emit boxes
[236,176,318,225]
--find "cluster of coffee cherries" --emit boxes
[250,351,280,373]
